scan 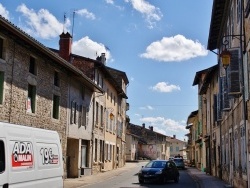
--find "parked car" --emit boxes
[138,160,180,184]
[173,158,185,169]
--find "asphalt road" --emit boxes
[81,162,198,188]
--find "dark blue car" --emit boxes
[138,160,180,184]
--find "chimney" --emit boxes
[173,135,176,139]
[149,126,153,131]
[59,32,72,62]
[142,123,145,128]
[101,53,106,65]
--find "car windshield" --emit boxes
[145,161,167,168]
[174,159,183,163]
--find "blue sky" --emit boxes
[0,0,216,141]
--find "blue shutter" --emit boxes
[228,49,240,96]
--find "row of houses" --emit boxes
[185,0,250,187]
[126,123,187,161]
[0,15,129,178]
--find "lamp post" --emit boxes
[220,50,231,69]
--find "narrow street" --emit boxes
[64,161,227,188]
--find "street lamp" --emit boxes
[220,49,231,68]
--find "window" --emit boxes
[100,105,104,127]
[53,95,60,119]
[95,102,99,125]
[94,139,98,162]
[234,129,239,169]
[0,140,5,173]
[54,71,60,87]
[240,126,247,173]
[0,38,3,59]
[28,84,36,113]
[176,146,179,152]
[107,89,109,100]
[0,71,4,104]
[78,105,87,127]
[170,146,173,152]
[70,101,76,124]
[100,140,104,163]
[29,56,37,75]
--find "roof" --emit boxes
[0,15,103,93]
[192,65,218,94]
[207,0,230,50]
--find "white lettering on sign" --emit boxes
[12,141,33,167]
[40,148,59,165]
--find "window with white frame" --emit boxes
[78,105,87,127]
[70,101,76,124]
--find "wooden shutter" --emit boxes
[228,48,240,96]
[221,77,230,111]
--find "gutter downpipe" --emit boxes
[240,0,249,187]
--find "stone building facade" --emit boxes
[0,16,102,178]
[186,1,250,187]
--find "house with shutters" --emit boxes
[0,16,103,179]
[52,32,129,176]
[186,0,250,187]
[126,123,172,160]
[192,65,220,174]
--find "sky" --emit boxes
[0,0,216,141]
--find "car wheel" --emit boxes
[174,175,179,183]
[139,179,144,184]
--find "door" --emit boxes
[0,139,8,187]
[81,145,87,168]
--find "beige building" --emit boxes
[53,33,129,175]
[187,1,250,187]
[126,123,171,160]
[167,135,187,160]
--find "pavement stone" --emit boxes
[63,162,231,188]
[187,167,232,188]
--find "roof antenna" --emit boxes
[63,12,66,33]
[72,10,76,42]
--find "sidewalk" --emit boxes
[63,162,140,188]
[64,162,231,188]
[187,167,232,188]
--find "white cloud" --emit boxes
[150,82,180,93]
[75,9,96,20]
[139,105,154,110]
[0,3,9,20]
[72,36,112,62]
[126,0,162,29]
[140,116,188,140]
[16,4,70,39]
[106,0,114,4]
[140,34,208,62]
